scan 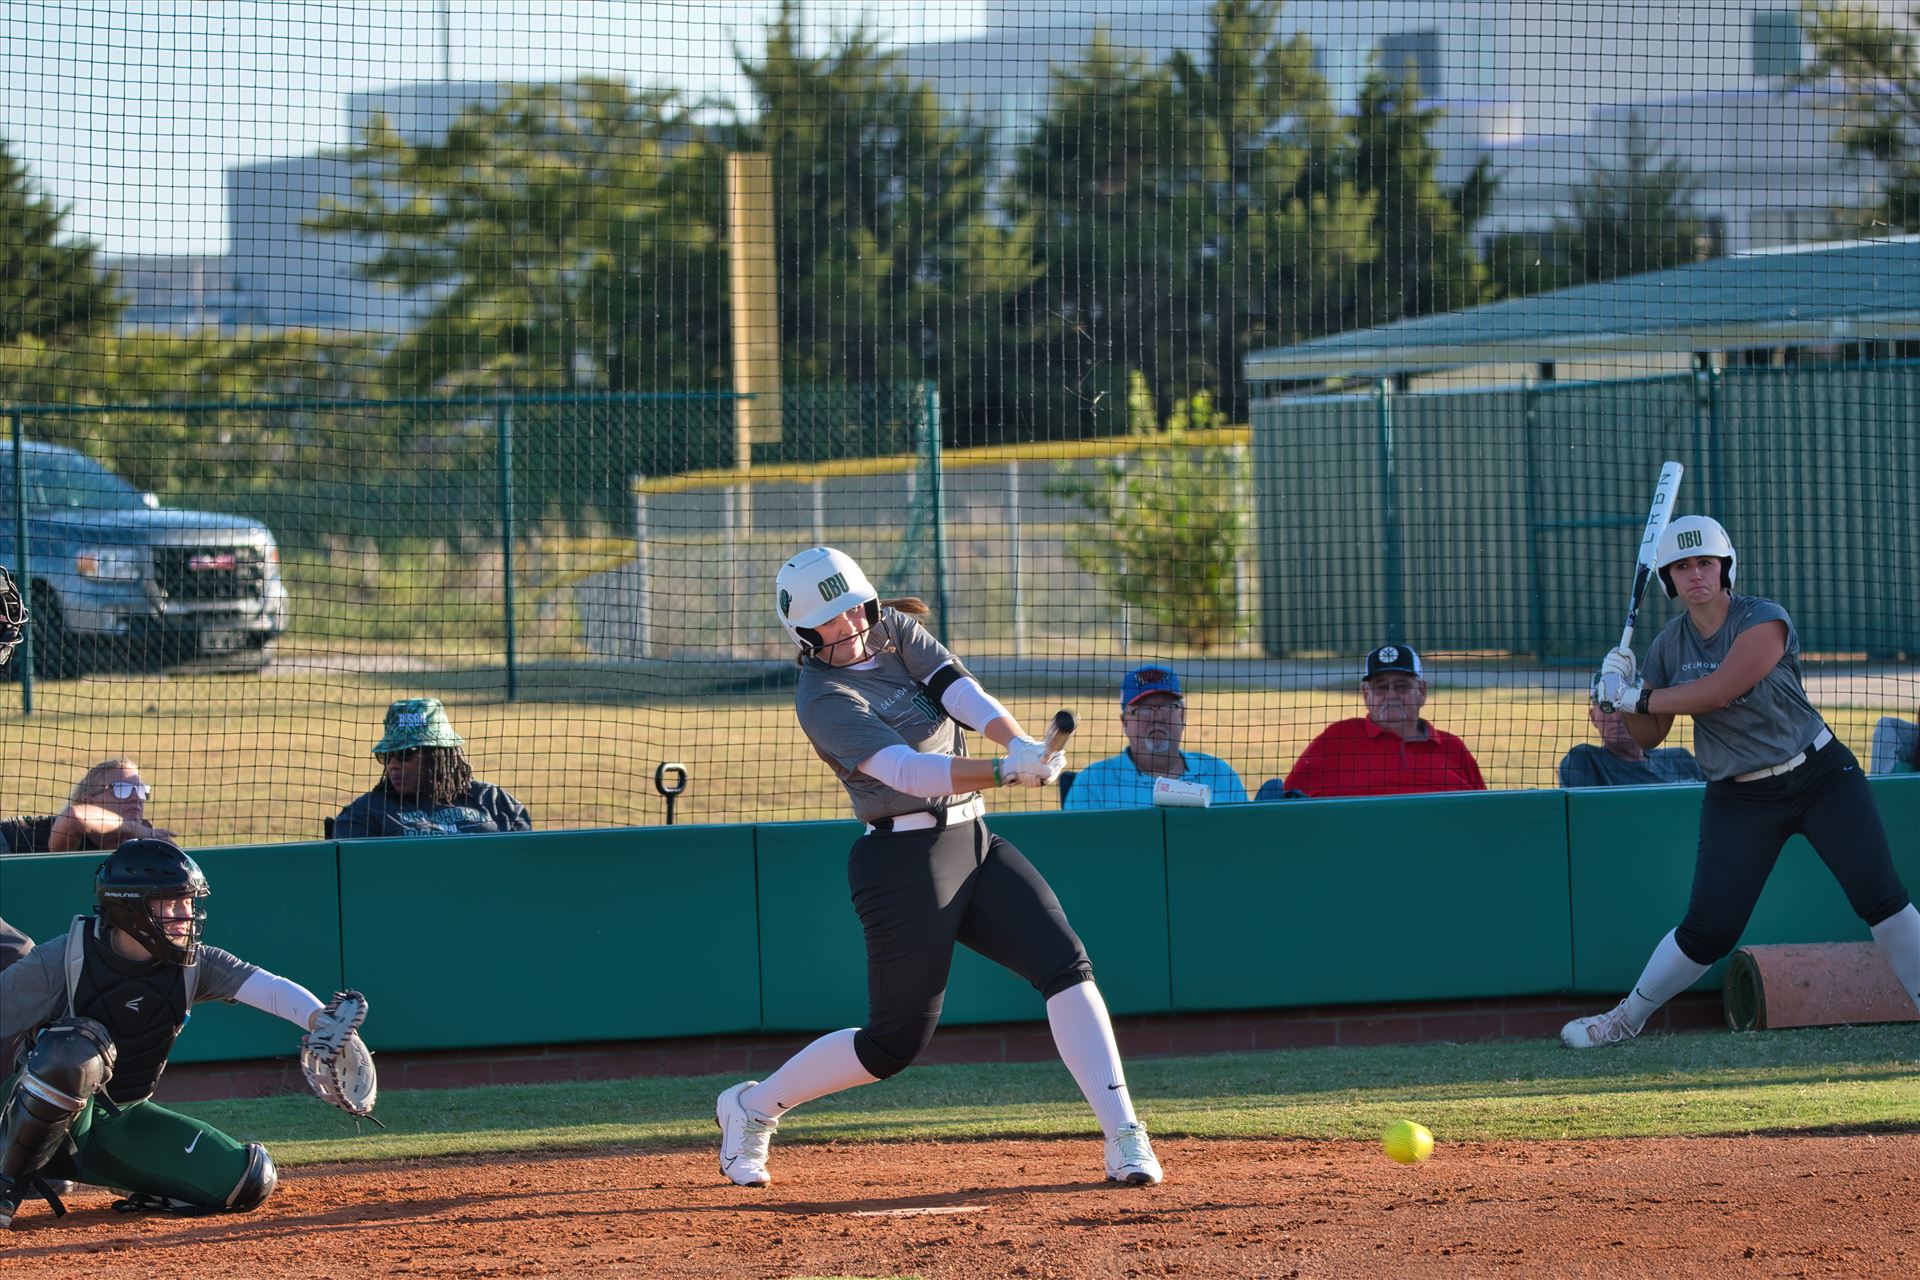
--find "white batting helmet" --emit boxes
[1655,515,1737,598]
[775,546,879,653]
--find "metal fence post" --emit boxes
[1522,381,1548,659]
[1376,378,1403,645]
[9,409,31,715]
[496,401,518,700]
[919,381,950,642]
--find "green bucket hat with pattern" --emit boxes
[372,697,465,756]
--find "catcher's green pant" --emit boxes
[5,1070,252,1208]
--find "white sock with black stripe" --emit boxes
[1869,904,1920,1014]
[1046,982,1137,1141]
[1622,930,1711,1033]
[741,1029,878,1119]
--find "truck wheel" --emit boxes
[29,583,82,680]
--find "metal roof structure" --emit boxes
[1244,235,1920,383]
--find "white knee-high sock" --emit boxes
[1622,930,1711,1032]
[1046,982,1136,1140]
[741,1028,879,1119]
[1869,904,1920,1014]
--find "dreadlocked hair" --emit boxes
[383,745,473,808]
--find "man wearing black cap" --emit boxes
[1283,645,1486,798]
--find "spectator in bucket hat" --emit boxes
[331,698,531,838]
[1281,645,1487,798]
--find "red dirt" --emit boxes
[3,1135,1916,1278]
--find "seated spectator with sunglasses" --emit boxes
[332,698,531,839]
[1,758,176,854]
[1062,664,1247,810]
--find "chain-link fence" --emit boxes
[4,3,1918,843]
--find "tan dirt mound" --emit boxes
[2,1135,1916,1278]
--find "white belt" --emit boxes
[1732,727,1834,783]
[866,794,985,835]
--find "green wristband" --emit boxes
[993,756,1004,787]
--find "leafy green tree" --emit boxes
[1048,379,1248,651]
[732,0,1032,414]
[0,137,120,344]
[1803,1,1920,232]
[1343,69,1494,327]
[1166,0,1376,417]
[311,79,727,392]
[1008,33,1184,436]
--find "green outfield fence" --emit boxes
[2,2,1918,844]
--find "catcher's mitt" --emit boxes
[301,990,378,1120]
[0,566,28,668]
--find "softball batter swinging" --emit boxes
[714,546,1162,1188]
[1568,516,1920,1047]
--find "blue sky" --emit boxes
[0,0,1006,256]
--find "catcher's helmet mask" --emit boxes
[0,564,28,667]
[95,839,210,966]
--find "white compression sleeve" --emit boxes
[937,670,1012,734]
[234,969,326,1031]
[859,743,960,797]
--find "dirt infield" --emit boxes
[3,1135,1916,1278]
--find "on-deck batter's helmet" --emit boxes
[94,839,210,966]
[776,546,879,654]
[1655,514,1737,598]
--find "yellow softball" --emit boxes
[1382,1119,1434,1164]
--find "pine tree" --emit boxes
[0,137,121,345]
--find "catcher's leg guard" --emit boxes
[226,1142,277,1212]
[0,1018,116,1227]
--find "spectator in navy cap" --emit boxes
[1282,644,1487,798]
[1062,664,1247,810]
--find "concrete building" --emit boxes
[117,1,1905,334]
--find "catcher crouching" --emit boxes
[0,839,377,1228]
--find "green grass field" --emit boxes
[192,1025,1920,1169]
[2,665,1907,845]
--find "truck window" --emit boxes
[25,453,148,512]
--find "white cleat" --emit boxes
[1560,997,1640,1049]
[715,1081,777,1187]
[1104,1121,1163,1186]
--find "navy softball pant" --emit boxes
[847,817,1093,1079]
[1675,738,1911,965]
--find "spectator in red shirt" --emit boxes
[1284,645,1487,798]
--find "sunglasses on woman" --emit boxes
[95,782,152,801]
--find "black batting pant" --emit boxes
[1675,739,1911,965]
[848,818,1093,1079]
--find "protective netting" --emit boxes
[1,2,1915,843]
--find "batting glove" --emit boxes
[1600,646,1636,686]
[1595,672,1645,715]
[1002,736,1054,787]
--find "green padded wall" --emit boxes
[1567,776,1920,994]
[0,843,342,1064]
[336,826,759,1051]
[1166,790,1575,1011]
[754,809,1172,1034]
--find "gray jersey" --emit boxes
[795,608,980,825]
[1643,594,1825,781]
[0,923,256,1040]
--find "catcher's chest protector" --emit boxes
[66,919,195,1104]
